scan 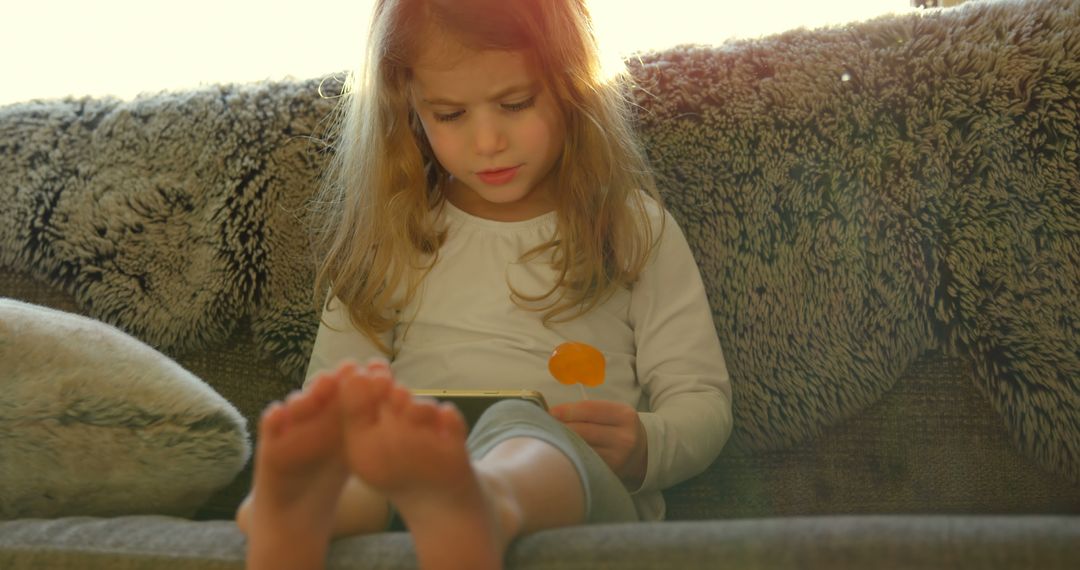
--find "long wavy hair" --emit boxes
[310,0,663,352]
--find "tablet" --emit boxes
[411,389,549,427]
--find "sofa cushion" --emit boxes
[664,351,1080,519]
[0,299,251,519]
[625,0,1080,484]
[0,515,1077,569]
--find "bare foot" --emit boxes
[339,369,519,570]
[243,364,353,570]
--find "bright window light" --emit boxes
[0,0,910,106]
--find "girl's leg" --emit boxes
[240,371,349,570]
[237,362,393,570]
[237,361,395,539]
[466,399,640,527]
[473,436,587,535]
[237,475,391,538]
[339,373,587,570]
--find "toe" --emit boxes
[365,357,392,374]
[388,386,412,413]
[259,402,289,440]
[340,375,387,428]
[339,375,368,417]
[305,374,343,412]
[405,400,439,425]
[334,359,362,377]
[283,388,328,424]
[437,403,468,440]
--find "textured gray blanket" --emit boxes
[1,0,1077,484]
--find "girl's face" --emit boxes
[410,47,566,222]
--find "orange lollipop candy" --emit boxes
[549,341,605,399]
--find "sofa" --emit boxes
[1,0,1078,567]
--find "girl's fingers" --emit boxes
[552,400,636,427]
[562,421,620,449]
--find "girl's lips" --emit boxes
[476,165,521,185]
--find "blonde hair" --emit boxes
[310,0,663,352]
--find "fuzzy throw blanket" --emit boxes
[1,0,1077,483]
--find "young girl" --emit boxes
[236,0,732,568]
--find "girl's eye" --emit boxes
[431,96,535,123]
[502,96,536,112]
[434,110,464,123]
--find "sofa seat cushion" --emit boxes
[1,515,1077,570]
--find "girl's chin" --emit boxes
[477,189,529,205]
[464,181,531,205]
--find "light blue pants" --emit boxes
[388,399,639,529]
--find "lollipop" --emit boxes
[548,341,605,400]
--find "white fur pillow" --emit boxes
[0,299,251,519]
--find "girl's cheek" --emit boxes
[423,131,452,158]
[519,118,551,142]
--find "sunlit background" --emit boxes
[0,0,912,106]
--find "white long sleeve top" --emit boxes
[306,198,733,520]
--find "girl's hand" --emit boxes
[549,400,648,489]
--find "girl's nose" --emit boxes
[473,116,508,156]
